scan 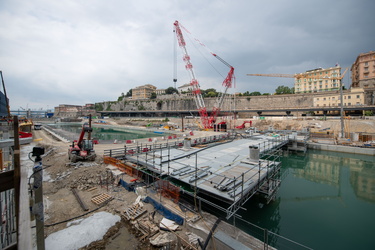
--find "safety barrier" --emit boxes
[154,179,180,203]
[104,156,180,203]
[103,156,143,179]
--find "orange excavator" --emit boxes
[68,123,96,163]
[235,121,252,129]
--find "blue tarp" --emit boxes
[119,179,135,192]
[143,196,184,225]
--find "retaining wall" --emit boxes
[307,142,375,156]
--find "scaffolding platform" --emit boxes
[125,135,288,218]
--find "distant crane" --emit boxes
[247,67,348,80]
[173,20,235,129]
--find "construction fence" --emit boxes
[104,156,180,203]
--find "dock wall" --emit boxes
[307,142,375,156]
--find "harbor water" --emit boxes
[236,149,375,250]
[48,123,165,142]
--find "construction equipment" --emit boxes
[68,123,96,163]
[235,121,252,129]
[247,67,348,80]
[173,20,235,129]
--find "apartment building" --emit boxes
[351,51,375,88]
[178,83,192,93]
[132,84,157,100]
[294,66,342,94]
[313,88,365,108]
[155,89,166,95]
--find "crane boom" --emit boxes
[247,70,346,80]
[174,21,210,128]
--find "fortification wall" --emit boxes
[104,93,315,113]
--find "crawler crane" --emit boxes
[173,20,235,129]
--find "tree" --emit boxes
[117,92,125,102]
[262,93,270,95]
[275,85,294,95]
[165,87,178,95]
[249,91,261,96]
[126,89,132,97]
[243,91,262,96]
[150,92,157,99]
[202,88,218,97]
[206,91,218,97]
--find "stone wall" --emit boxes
[99,88,374,116]
[104,93,314,112]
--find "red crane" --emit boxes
[68,123,96,163]
[173,21,235,129]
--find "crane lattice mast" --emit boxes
[173,21,210,128]
[173,20,235,129]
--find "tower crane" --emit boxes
[247,67,348,80]
[173,20,235,129]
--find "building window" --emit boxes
[357,95,360,98]
[348,96,351,99]
[317,98,319,100]
[348,103,351,105]
[365,62,368,66]
[323,98,326,101]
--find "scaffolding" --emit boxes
[104,132,290,219]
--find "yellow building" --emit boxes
[132,84,157,100]
[295,66,342,93]
[351,51,375,88]
[313,88,365,108]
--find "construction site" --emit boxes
[1,19,375,250]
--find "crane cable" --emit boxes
[178,22,227,80]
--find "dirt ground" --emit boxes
[32,129,146,249]
[30,117,375,249]
[31,125,212,249]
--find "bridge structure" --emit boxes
[98,105,375,118]
[10,110,53,118]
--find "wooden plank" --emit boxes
[13,117,21,238]
[18,150,33,250]
[72,188,89,211]
[91,193,113,205]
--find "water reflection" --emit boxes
[288,150,375,202]
[350,159,375,202]
[238,150,375,249]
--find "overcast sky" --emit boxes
[1,0,374,111]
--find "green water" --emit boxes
[48,123,165,141]
[237,149,375,250]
